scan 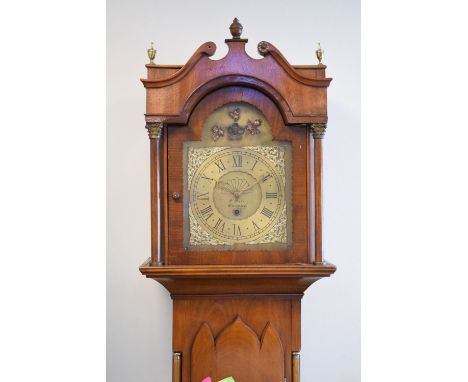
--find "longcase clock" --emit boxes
[139,18,336,382]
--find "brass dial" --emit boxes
[189,147,285,244]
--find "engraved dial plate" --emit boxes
[184,144,292,249]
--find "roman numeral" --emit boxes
[233,224,241,236]
[214,159,226,172]
[251,160,258,170]
[261,207,273,219]
[262,173,272,183]
[232,155,242,167]
[196,192,209,201]
[252,221,261,231]
[213,218,225,232]
[200,205,213,219]
[266,192,278,199]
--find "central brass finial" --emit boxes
[147,42,156,64]
[229,17,243,39]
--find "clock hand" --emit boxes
[217,180,244,201]
[216,184,234,194]
[215,181,238,199]
[238,173,270,196]
[216,181,233,192]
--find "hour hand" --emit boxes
[216,180,242,201]
[215,181,236,197]
[238,174,269,195]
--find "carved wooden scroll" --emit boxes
[142,39,332,125]
[191,317,284,382]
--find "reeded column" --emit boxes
[310,123,327,265]
[292,352,300,382]
[172,352,182,382]
[146,122,165,266]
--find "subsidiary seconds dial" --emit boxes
[189,147,285,244]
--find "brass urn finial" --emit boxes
[316,42,324,65]
[147,42,156,64]
[229,17,243,39]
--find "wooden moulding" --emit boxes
[139,260,336,297]
[141,39,332,125]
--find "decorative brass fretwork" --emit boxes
[211,125,225,141]
[211,107,262,141]
[310,123,327,139]
[146,122,164,139]
[187,145,288,246]
[187,146,226,188]
[247,145,285,185]
[189,208,226,246]
[246,204,287,245]
[245,119,262,135]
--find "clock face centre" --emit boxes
[213,171,262,220]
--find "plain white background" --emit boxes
[107,0,360,381]
[1,1,468,382]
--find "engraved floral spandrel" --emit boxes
[188,145,287,246]
[246,204,287,244]
[245,145,286,186]
[189,208,226,246]
[187,146,226,188]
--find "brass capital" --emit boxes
[310,123,327,139]
[146,122,164,139]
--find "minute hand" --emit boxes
[215,181,237,198]
[238,174,270,195]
